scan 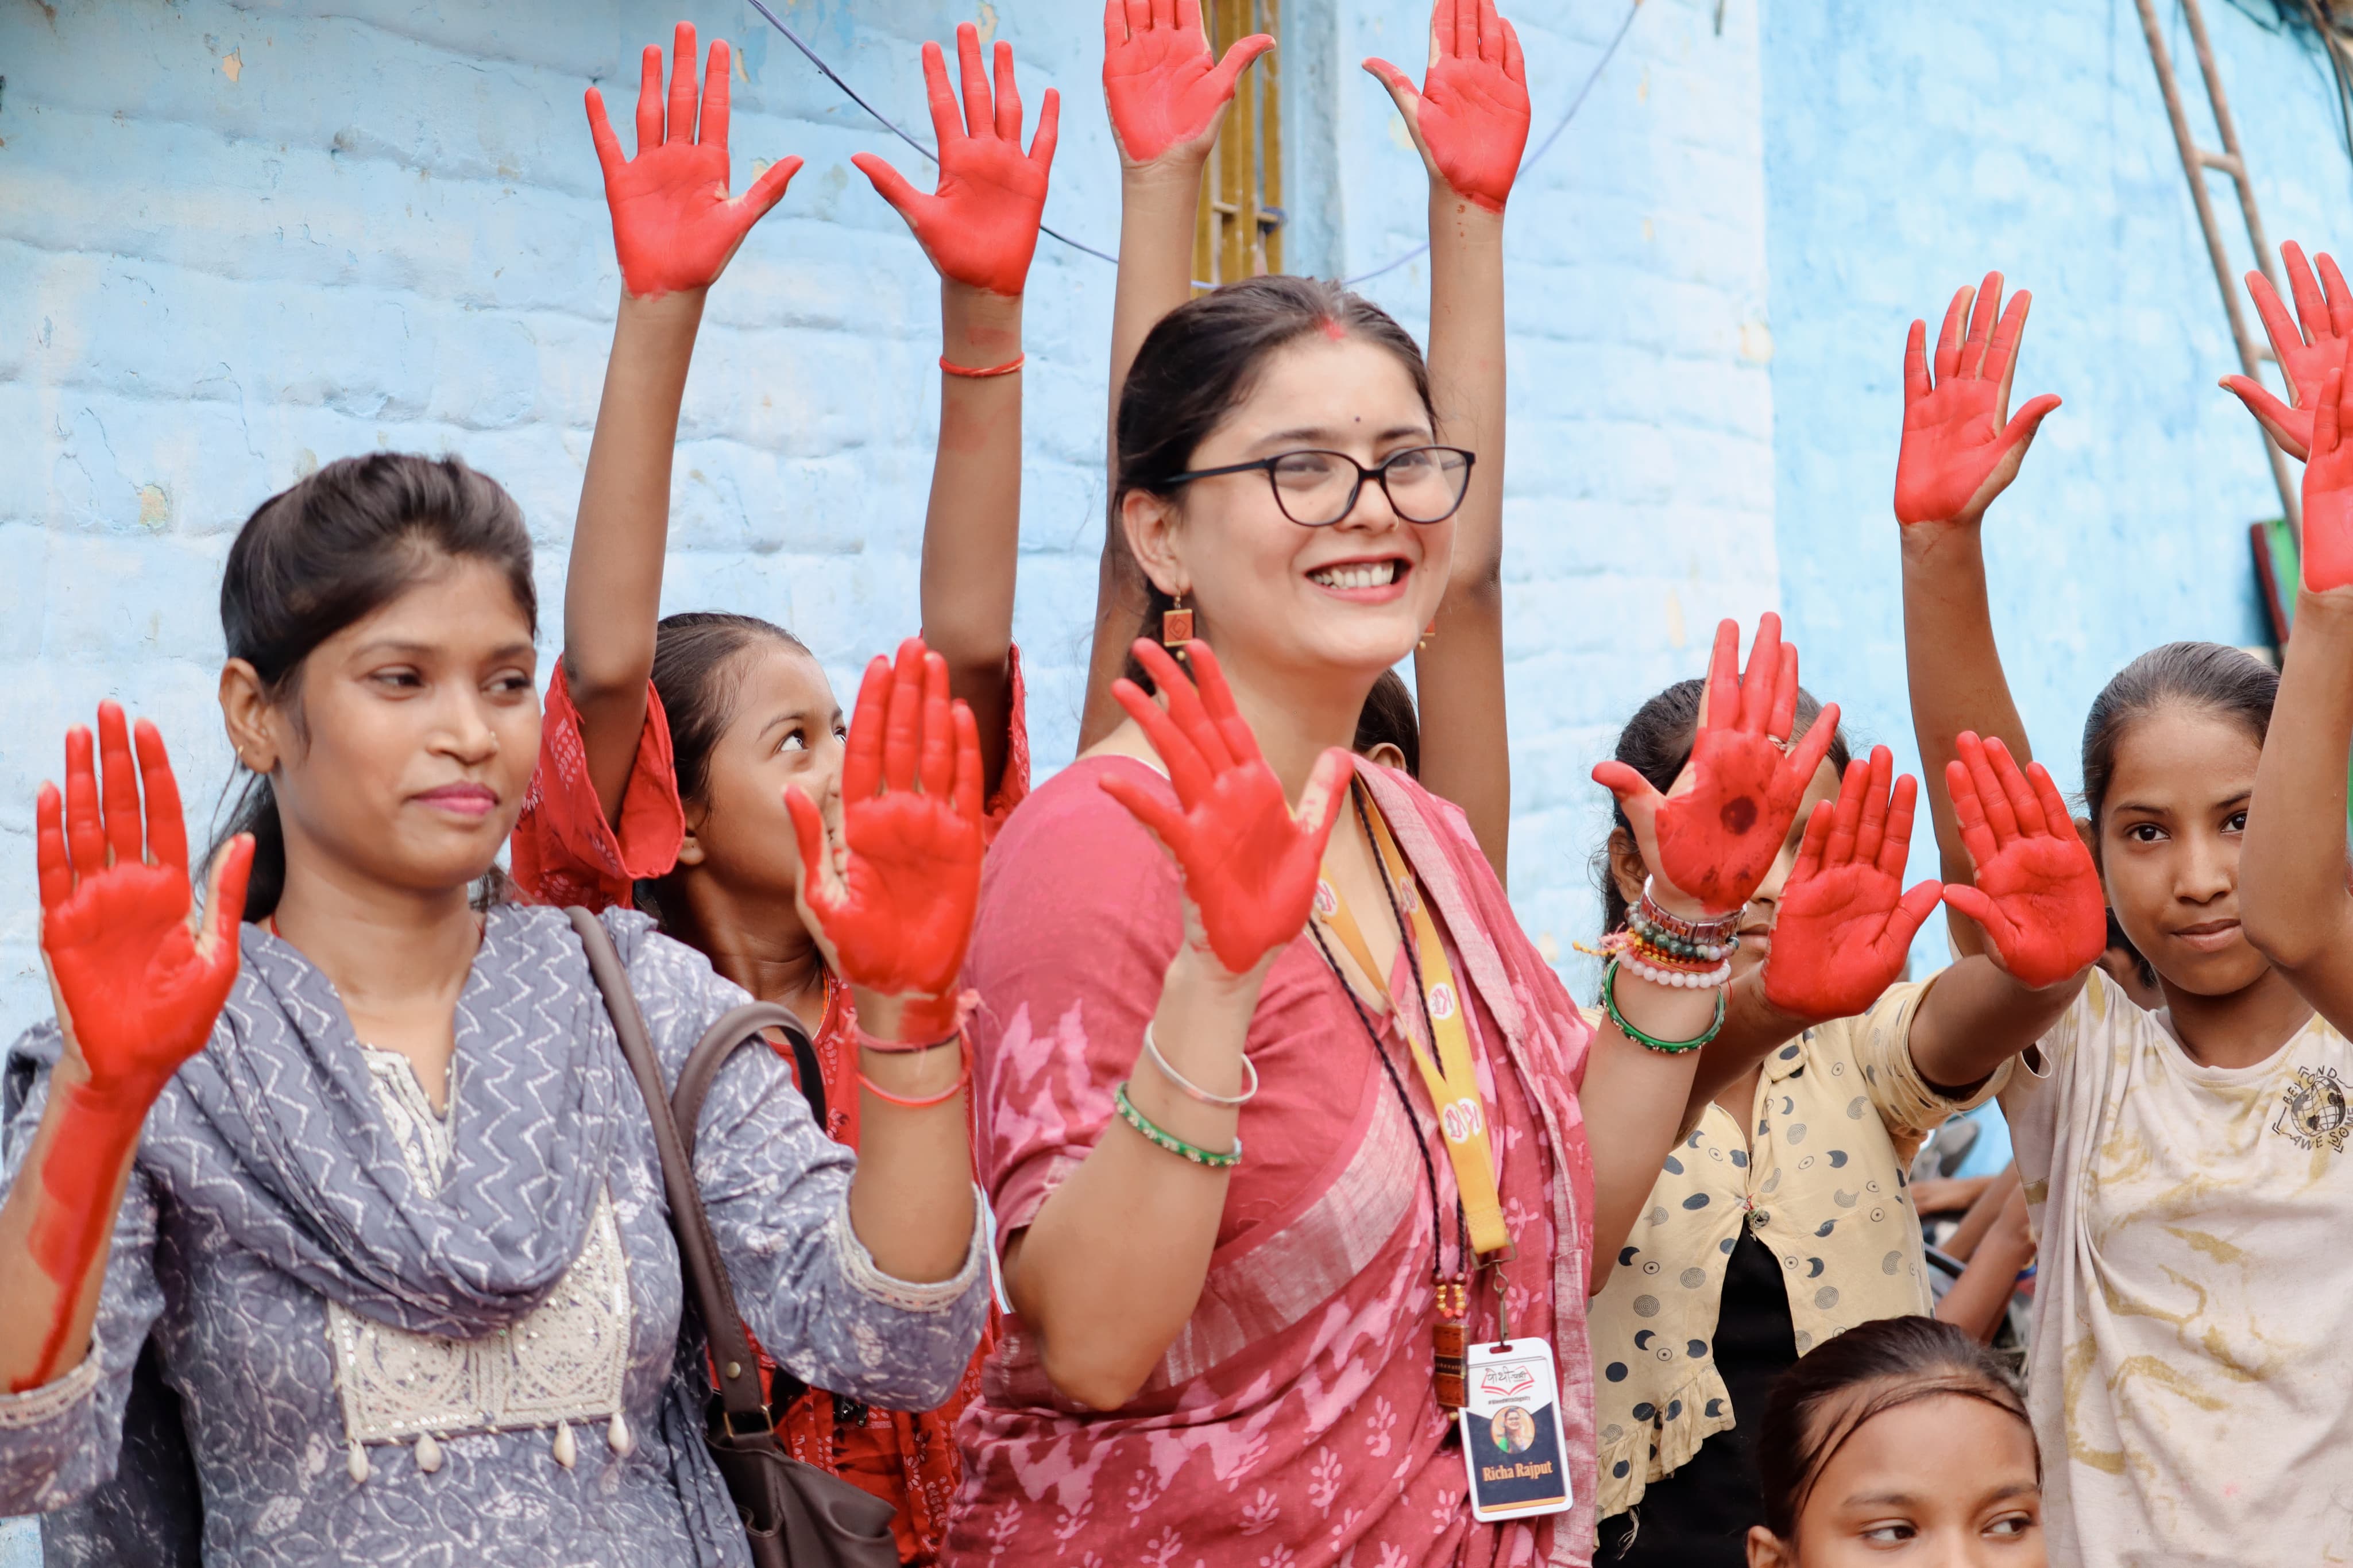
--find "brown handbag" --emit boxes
[570,908,900,1568]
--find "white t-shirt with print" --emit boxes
[2004,969,2353,1567]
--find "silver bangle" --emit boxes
[1141,1023,1258,1107]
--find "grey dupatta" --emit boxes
[160,915,625,1337]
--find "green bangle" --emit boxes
[1113,1081,1242,1169]
[1601,958,1726,1055]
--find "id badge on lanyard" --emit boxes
[1460,1338,1573,1522]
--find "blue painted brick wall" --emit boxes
[0,0,1777,1027]
[1764,0,2352,968]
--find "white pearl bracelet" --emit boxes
[1615,953,1732,990]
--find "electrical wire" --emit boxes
[742,0,1122,264]
[1343,0,1644,286]
[741,0,1645,287]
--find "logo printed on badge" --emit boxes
[1427,981,1457,1020]
[1478,1362,1536,1400]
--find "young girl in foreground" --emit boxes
[521,25,1051,1557]
[1745,1315,2043,1567]
[0,454,988,1565]
[1589,699,2037,1565]
[1591,283,2084,1561]
[1902,260,2353,1565]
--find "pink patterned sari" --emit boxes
[949,758,1599,1566]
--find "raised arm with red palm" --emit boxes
[1100,641,1352,977]
[1894,273,2063,527]
[20,706,250,1387]
[585,22,802,300]
[787,639,986,1040]
[2221,241,2353,463]
[1764,746,1945,1021]
[1594,615,1841,916]
[1103,0,1274,168]
[1365,0,1531,215]
[854,25,1060,299]
[1939,733,2105,990]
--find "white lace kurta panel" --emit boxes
[329,1048,632,1472]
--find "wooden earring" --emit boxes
[1161,592,1195,648]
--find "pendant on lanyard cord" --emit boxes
[1316,783,1515,1408]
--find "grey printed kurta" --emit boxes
[0,906,988,1567]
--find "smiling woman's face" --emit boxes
[230,554,542,901]
[1125,332,1454,686]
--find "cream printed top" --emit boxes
[1587,979,2007,1516]
[2006,969,2353,1568]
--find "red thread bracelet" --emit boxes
[939,353,1025,379]
[859,1056,971,1109]
[855,1024,961,1056]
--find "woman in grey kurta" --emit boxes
[0,452,991,1566]
[1,908,987,1566]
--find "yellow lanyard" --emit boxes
[1316,802,1512,1262]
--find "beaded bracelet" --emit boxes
[1614,948,1732,990]
[1601,957,1727,1055]
[1596,930,1726,983]
[1637,878,1742,947]
[1142,1025,1259,1108]
[1113,1081,1243,1168]
[1626,905,1741,964]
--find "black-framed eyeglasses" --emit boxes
[1163,445,1476,528]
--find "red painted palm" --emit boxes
[1100,641,1351,977]
[1764,746,1944,1021]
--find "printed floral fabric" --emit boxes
[0,906,988,1567]
[1587,979,2007,1517]
[951,758,1601,1566]
[508,651,1029,1563]
[2005,969,2353,1567]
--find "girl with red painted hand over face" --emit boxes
[953,276,1811,1566]
[0,455,988,1566]
[1904,273,2350,1567]
[523,26,1054,1555]
[1079,0,1529,880]
[1585,665,2049,1566]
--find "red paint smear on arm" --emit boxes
[17,1085,146,1390]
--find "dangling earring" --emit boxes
[1161,591,1195,649]
[1417,617,1438,651]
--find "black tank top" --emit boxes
[1594,1224,1799,1566]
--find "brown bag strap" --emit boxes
[677,1002,822,1163]
[567,908,770,1432]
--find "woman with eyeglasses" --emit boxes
[952,264,1837,1562]
[946,5,1844,1544]
[1079,0,1521,880]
